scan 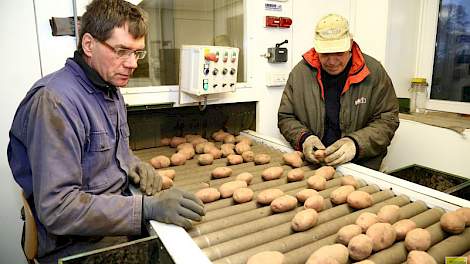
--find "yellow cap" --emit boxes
[314,14,352,53]
[411,78,428,84]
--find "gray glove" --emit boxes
[129,162,162,196]
[302,135,326,164]
[324,137,356,166]
[143,188,205,229]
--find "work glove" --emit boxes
[143,188,205,229]
[302,135,326,164]
[129,162,162,196]
[324,137,356,166]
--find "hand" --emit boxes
[302,135,326,164]
[129,162,162,196]
[143,188,205,229]
[324,137,356,166]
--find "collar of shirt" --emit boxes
[72,50,117,95]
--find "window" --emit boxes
[431,0,470,103]
[128,0,244,87]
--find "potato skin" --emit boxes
[307,175,327,191]
[161,176,173,190]
[314,166,335,180]
[235,142,251,154]
[440,211,466,234]
[236,172,254,184]
[314,150,326,163]
[241,151,255,162]
[160,137,171,146]
[291,209,318,231]
[348,234,373,261]
[233,187,254,203]
[304,195,325,212]
[223,134,236,144]
[407,250,437,264]
[157,169,176,180]
[178,147,195,160]
[330,185,355,205]
[340,175,359,188]
[347,191,373,209]
[271,195,298,213]
[256,189,284,205]
[392,219,416,240]
[404,228,431,251]
[261,166,284,181]
[366,222,397,251]
[307,244,349,264]
[296,189,318,203]
[287,168,305,182]
[170,153,187,166]
[377,204,401,224]
[195,187,220,203]
[254,154,271,165]
[283,152,303,168]
[170,136,186,147]
[149,155,171,169]
[227,154,244,165]
[219,180,248,198]
[211,167,233,179]
[336,224,362,245]
[356,212,379,232]
[246,251,284,264]
[456,207,470,226]
[206,147,222,159]
[220,143,236,157]
[198,154,214,165]
[176,142,193,151]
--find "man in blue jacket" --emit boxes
[7,0,204,262]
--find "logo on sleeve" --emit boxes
[354,96,367,106]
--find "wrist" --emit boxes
[299,132,314,149]
[345,136,360,161]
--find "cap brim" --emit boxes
[314,37,351,53]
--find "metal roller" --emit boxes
[427,227,470,264]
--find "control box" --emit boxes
[179,45,239,96]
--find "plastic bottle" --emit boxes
[409,78,428,113]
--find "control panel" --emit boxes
[179,45,239,96]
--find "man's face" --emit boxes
[318,51,351,75]
[89,24,145,87]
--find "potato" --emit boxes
[404,228,431,251]
[190,137,207,147]
[407,250,437,264]
[233,187,254,203]
[195,187,221,203]
[170,153,186,166]
[365,222,396,251]
[227,154,243,165]
[307,244,349,264]
[456,207,470,226]
[160,137,171,146]
[223,134,236,144]
[283,152,303,168]
[178,147,195,160]
[195,142,213,154]
[348,234,373,260]
[306,256,339,264]
[219,180,247,198]
[271,195,298,213]
[203,143,217,154]
[236,172,254,185]
[336,224,362,245]
[261,166,284,181]
[212,129,228,141]
[161,175,173,190]
[314,166,335,180]
[176,142,193,151]
[256,189,284,205]
[156,169,176,180]
[295,150,304,159]
[220,143,235,157]
[287,168,305,182]
[377,204,401,224]
[235,142,251,154]
[211,167,233,179]
[307,175,327,191]
[206,147,222,159]
[392,219,416,240]
[235,135,253,146]
[304,195,325,212]
[340,175,359,188]
[292,209,318,231]
[330,185,355,205]
[254,154,271,165]
[314,149,326,163]
[347,191,373,209]
[440,211,465,234]
[353,261,376,264]
[356,212,379,232]
[184,134,201,142]
[170,136,186,147]
[242,151,255,162]
[149,155,170,169]
[198,154,214,166]
[296,189,318,203]
[247,251,284,264]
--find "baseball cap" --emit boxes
[314,14,352,53]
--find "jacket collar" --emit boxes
[302,42,370,99]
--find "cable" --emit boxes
[198,95,208,111]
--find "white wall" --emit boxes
[0,0,42,263]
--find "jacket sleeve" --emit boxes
[27,89,142,237]
[278,73,313,150]
[347,65,399,160]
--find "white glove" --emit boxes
[302,135,326,164]
[324,137,356,166]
